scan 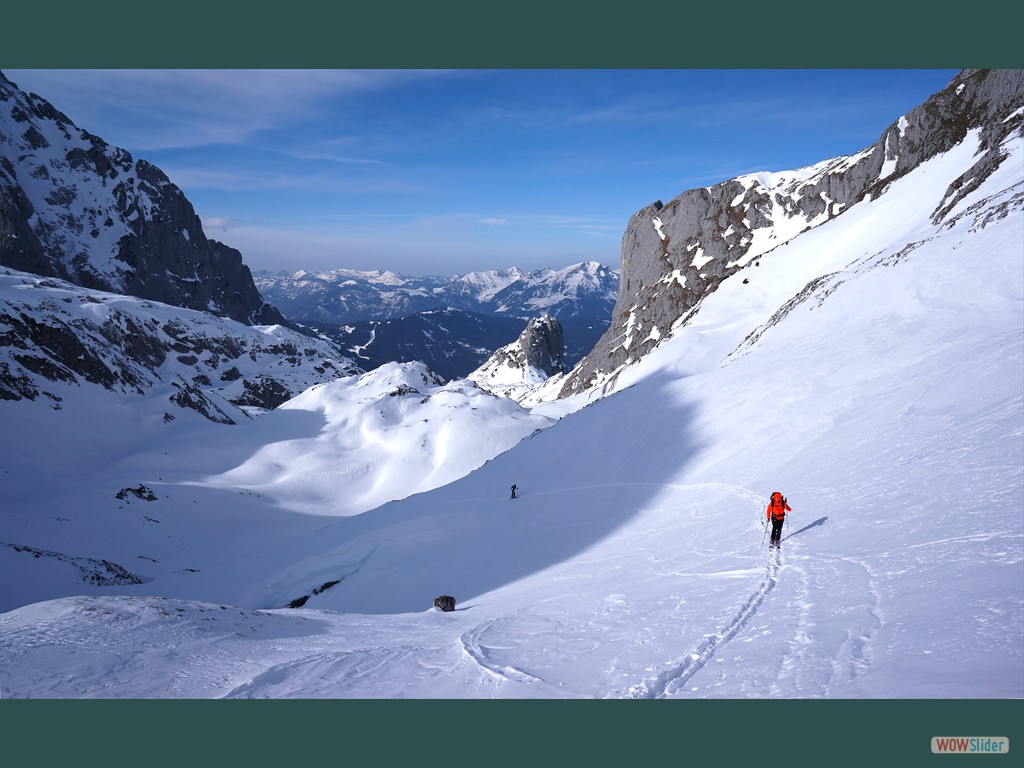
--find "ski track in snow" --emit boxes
[769,552,883,697]
[625,546,782,699]
[458,616,550,688]
[621,505,884,699]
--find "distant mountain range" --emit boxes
[302,309,608,380]
[253,262,619,325]
[257,262,619,377]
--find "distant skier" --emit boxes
[510,484,517,500]
[766,491,791,547]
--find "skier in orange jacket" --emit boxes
[766,491,791,548]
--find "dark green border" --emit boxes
[2,2,1022,767]
[2,699,1023,765]
[2,1,1022,67]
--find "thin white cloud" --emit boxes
[3,69,451,152]
[160,162,427,197]
[200,216,239,232]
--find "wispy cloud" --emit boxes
[4,69,451,152]
[200,216,239,232]
[160,161,427,197]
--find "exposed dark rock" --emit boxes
[3,542,144,586]
[287,578,342,608]
[0,72,287,327]
[468,314,569,399]
[233,375,293,411]
[1,269,358,420]
[433,595,456,612]
[169,379,236,424]
[116,485,158,502]
[519,316,567,377]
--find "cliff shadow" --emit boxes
[307,368,713,614]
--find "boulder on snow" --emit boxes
[433,595,456,612]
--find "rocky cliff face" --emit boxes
[560,69,1024,397]
[468,315,568,400]
[0,71,285,327]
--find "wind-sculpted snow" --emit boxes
[205,361,555,517]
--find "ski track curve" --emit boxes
[625,547,782,699]
[458,614,552,689]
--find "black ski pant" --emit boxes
[769,517,785,546]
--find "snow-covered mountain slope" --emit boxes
[0,72,284,326]
[0,359,553,612]
[0,267,358,417]
[204,361,553,517]
[435,266,525,304]
[562,68,1024,397]
[1,70,1021,701]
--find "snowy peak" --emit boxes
[0,71,284,326]
[560,69,1024,398]
[486,261,618,318]
[437,267,524,303]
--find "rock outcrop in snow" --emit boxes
[468,315,568,400]
[0,71,285,327]
[560,68,1024,397]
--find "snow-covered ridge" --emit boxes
[0,267,358,419]
[561,69,1024,398]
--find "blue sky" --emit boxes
[5,69,959,276]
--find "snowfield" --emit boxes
[2,120,1021,702]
